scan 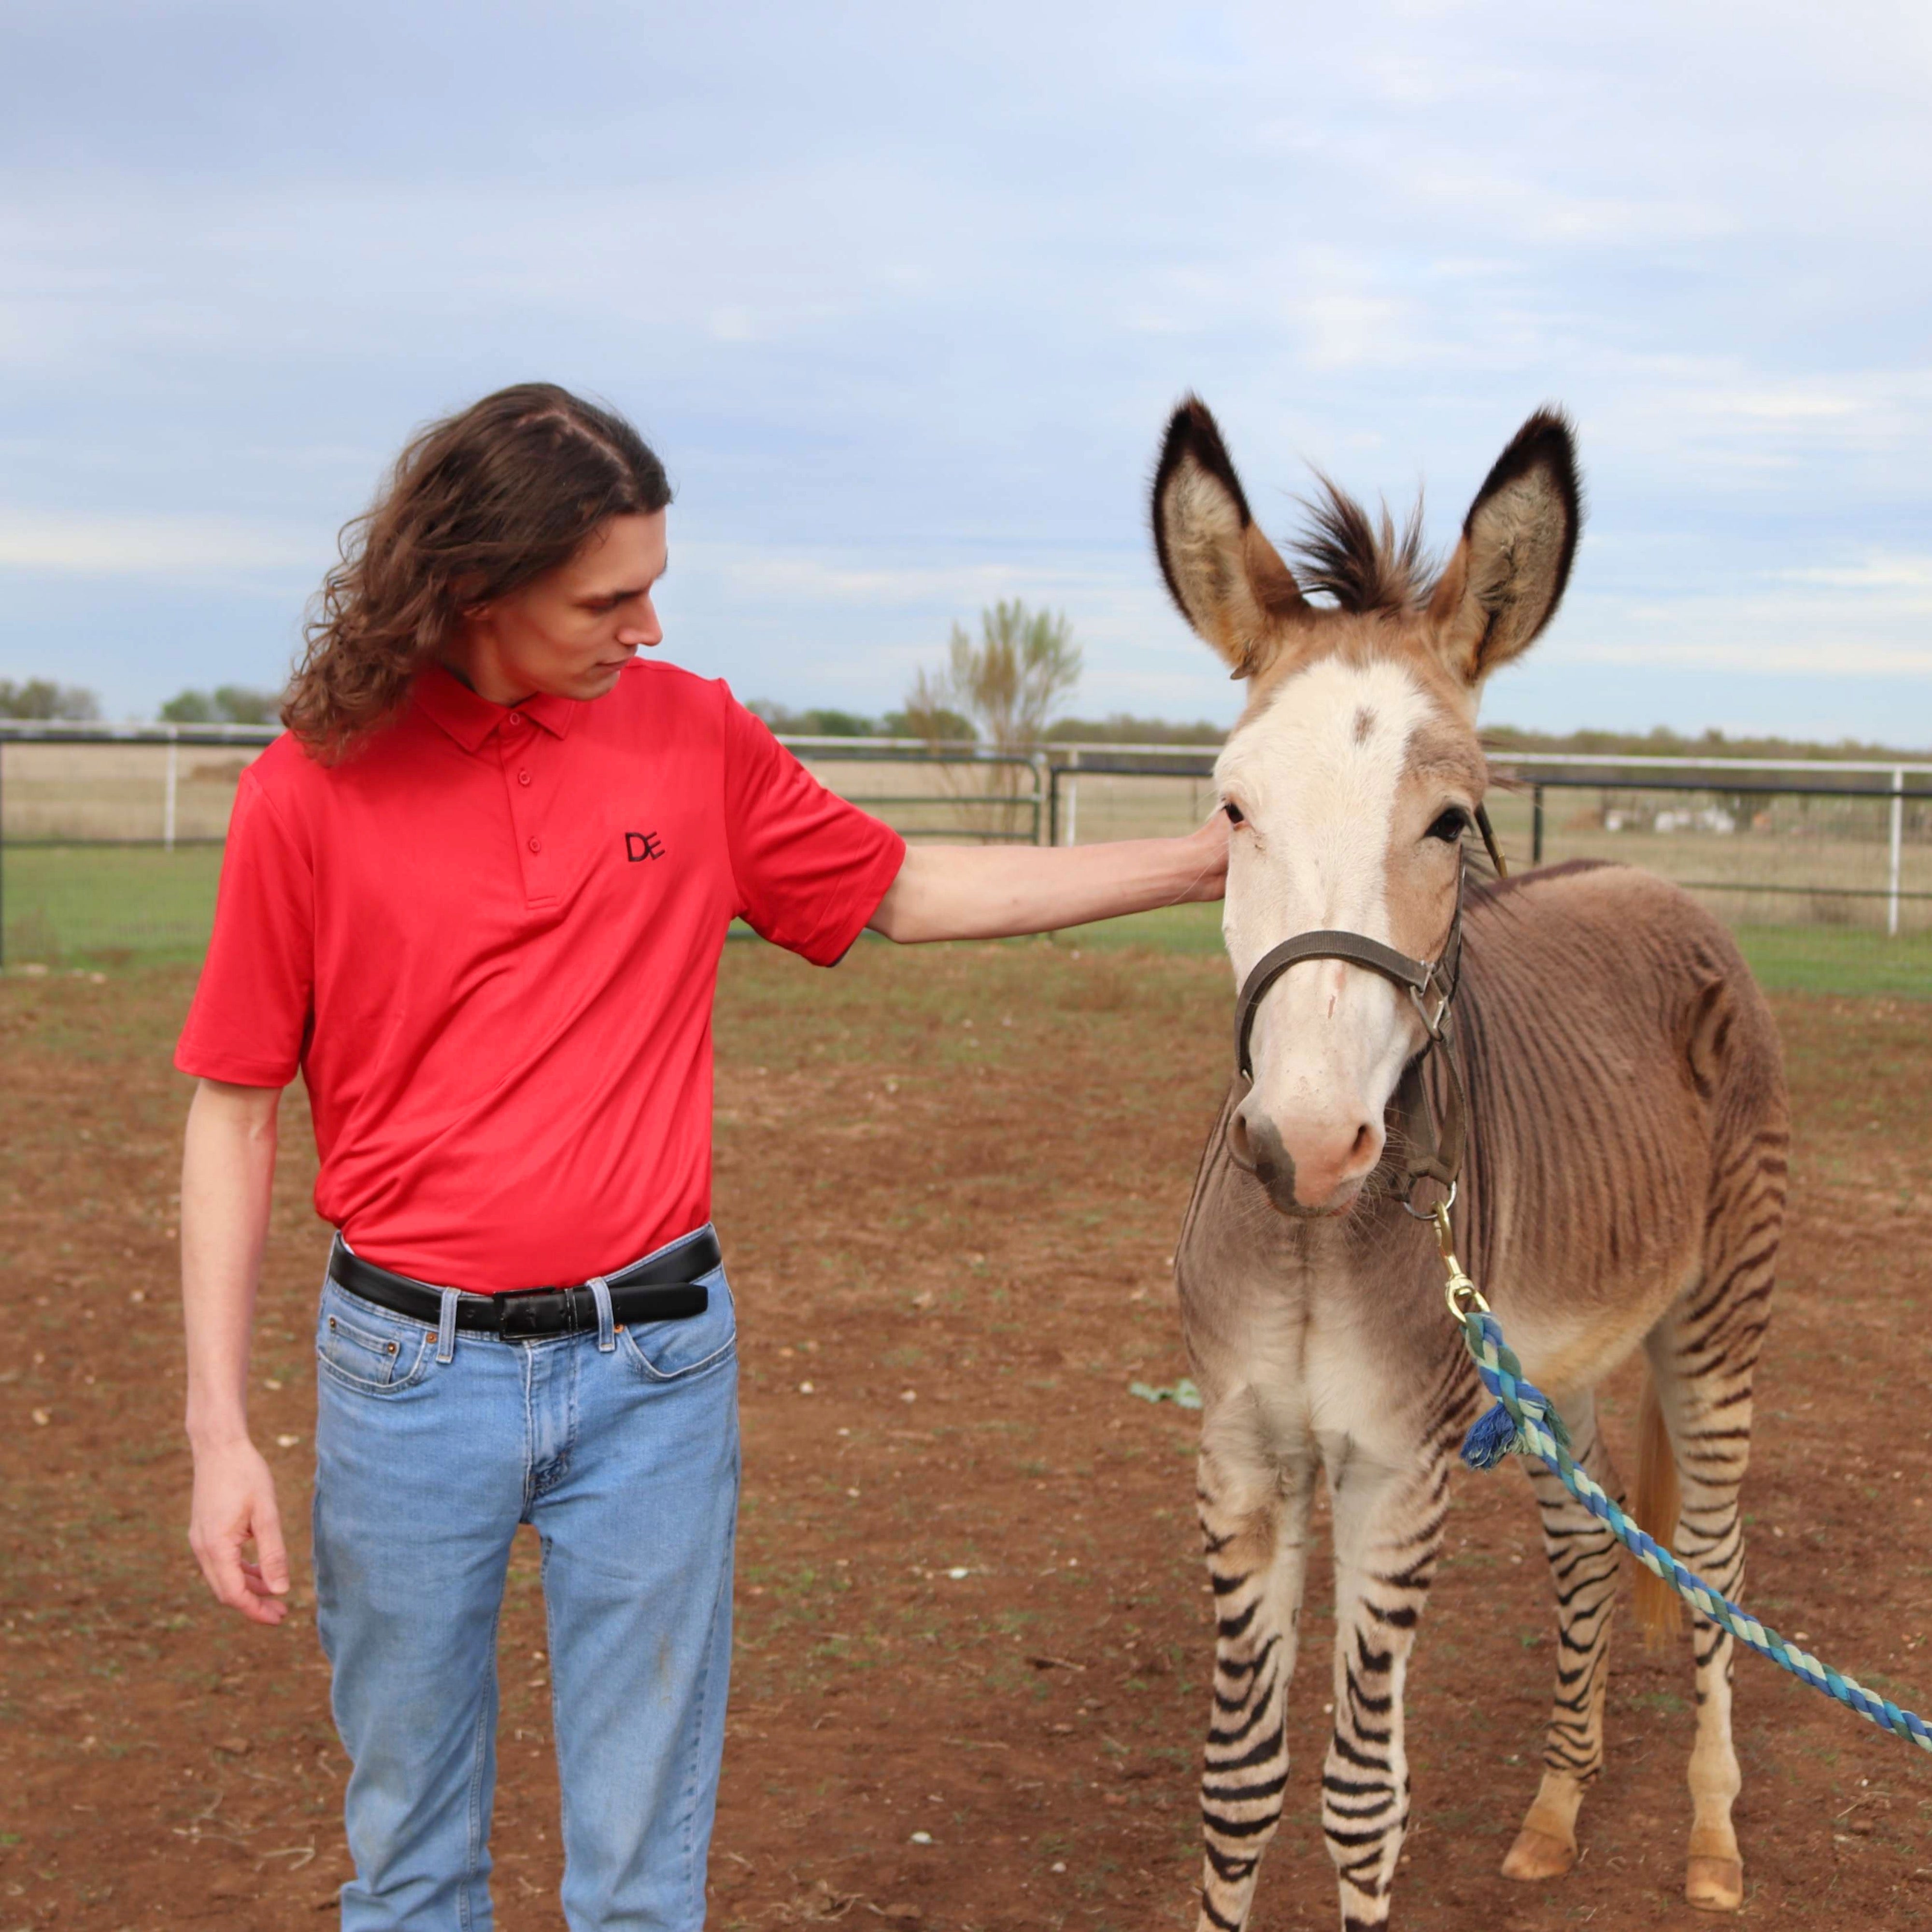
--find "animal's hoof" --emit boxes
[1685,1856,1744,1912]
[1501,1825,1576,1882]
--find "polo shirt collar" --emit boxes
[412,662,580,752]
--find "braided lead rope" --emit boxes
[1455,1304,1932,1753]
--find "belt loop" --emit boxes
[436,1287,459,1365]
[589,1276,616,1353]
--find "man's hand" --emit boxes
[1174,809,1231,903]
[181,1076,287,1625]
[869,812,1231,945]
[188,1437,292,1625]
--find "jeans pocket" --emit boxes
[316,1284,434,1395]
[618,1266,738,1382]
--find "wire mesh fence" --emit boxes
[1,725,1927,996]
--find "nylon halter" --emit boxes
[1227,804,1505,1206]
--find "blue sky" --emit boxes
[3,1,1929,742]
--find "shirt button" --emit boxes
[517,768,532,786]
[507,712,524,727]
[527,835,543,854]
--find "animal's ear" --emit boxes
[1427,409,1581,686]
[1152,396,1306,678]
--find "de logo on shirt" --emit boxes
[625,831,666,863]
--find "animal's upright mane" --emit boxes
[1289,477,1436,616]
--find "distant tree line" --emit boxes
[0,660,1922,762]
[749,701,1227,746]
[1481,724,1929,763]
[0,679,99,720]
[157,685,283,724]
[744,710,1931,760]
[749,700,978,740]
[0,681,284,724]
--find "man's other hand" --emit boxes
[189,1437,292,1625]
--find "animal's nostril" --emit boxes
[1226,1108,1258,1173]
[1350,1121,1376,1164]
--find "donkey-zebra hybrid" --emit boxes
[1154,400,1790,1929]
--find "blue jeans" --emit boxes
[311,1228,739,1932]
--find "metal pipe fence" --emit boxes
[1,723,1927,988]
[0,723,1050,965]
[1042,746,1932,991]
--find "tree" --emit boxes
[159,684,282,725]
[900,600,1081,823]
[0,678,100,721]
[902,600,1081,754]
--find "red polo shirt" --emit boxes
[175,661,905,1292]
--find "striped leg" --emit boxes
[1501,1390,1625,1882]
[1646,1289,1769,1906]
[1321,1449,1449,1931]
[1194,1433,1317,1932]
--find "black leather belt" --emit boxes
[327,1230,719,1340]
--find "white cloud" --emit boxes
[686,543,1139,611]
[1557,563,1932,678]
[1561,636,1932,678]
[1402,166,1734,247]
[0,509,319,578]
[1780,553,1932,591]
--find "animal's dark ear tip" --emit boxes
[1466,405,1584,536]
[1153,393,1251,526]
[1158,392,1218,462]
[1514,407,1580,489]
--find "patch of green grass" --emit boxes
[1731,924,1932,998]
[2,843,223,965]
[1047,902,1226,955]
[7,846,1926,998]
[1051,904,1931,998]
[1059,904,1929,998]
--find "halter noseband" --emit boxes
[1227,804,1504,1205]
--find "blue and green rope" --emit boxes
[1456,1302,1932,1754]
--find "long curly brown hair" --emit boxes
[284,384,672,760]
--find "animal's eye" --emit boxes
[1427,808,1469,844]
[1222,800,1245,825]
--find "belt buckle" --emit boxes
[497,1287,573,1340]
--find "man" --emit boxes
[179,383,1226,1931]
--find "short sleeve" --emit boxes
[721,692,906,965]
[174,770,315,1086]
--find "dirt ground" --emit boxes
[2,936,1930,1931]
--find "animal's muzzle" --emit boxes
[1227,1079,1383,1216]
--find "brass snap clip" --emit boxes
[1433,1201,1488,1321]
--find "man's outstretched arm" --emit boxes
[868,815,1228,944]
[182,1077,292,1627]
